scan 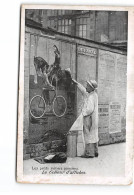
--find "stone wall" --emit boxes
[24,139,66,160]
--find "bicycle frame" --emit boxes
[40,74,58,106]
[41,88,57,106]
[33,71,58,111]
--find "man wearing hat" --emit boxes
[72,79,99,158]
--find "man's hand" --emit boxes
[72,79,78,84]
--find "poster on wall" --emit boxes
[98,49,116,103]
[98,104,109,134]
[17,5,134,185]
[109,102,121,133]
[98,50,127,133]
[115,54,127,118]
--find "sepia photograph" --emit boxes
[17,5,134,185]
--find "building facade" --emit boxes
[26,9,128,48]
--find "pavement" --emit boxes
[24,142,125,177]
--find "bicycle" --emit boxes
[30,86,67,119]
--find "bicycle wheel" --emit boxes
[30,95,46,119]
[53,96,67,117]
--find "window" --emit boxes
[76,17,87,38]
[58,10,62,15]
[57,19,72,34]
[49,19,57,29]
[61,10,65,15]
[54,10,57,16]
[50,20,54,26]
[51,10,55,16]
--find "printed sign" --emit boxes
[98,104,109,133]
[77,46,97,56]
[109,102,121,133]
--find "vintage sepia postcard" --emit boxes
[17,5,134,185]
